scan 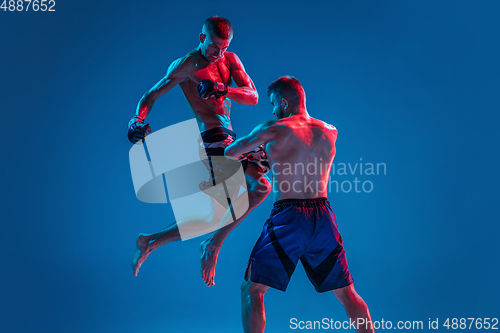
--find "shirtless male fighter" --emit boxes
[224,76,375,333]
[128,17,271,285]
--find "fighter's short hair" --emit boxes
[203,16,233,39]
[267,76,306,106]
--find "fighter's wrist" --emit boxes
[132,115,145,123]
[215,82,228,97]
[215,82,226,91]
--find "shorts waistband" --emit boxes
[273,197,330,209]
[200,127,236,143]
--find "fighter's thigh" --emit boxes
[244,166,271,202]
[210,197,228,220]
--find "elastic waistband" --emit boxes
[273,197,330,209]
[200,127,236,143]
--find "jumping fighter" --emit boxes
[128,17,271,286]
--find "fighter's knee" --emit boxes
[241,277,267,298]
[333,284,359,306]
[254,176,272,197]
[241,281,267,302]
[260,176,272,192]
[248,284,267,298]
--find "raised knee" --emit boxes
[251,177,271,202]
[262,178,272,195]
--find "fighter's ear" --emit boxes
[199,33,206,43]
[280,98,288,110]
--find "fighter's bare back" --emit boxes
[268,116,337,201]
[226,114,338,201]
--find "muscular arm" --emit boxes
[135,57,190,119]
[225,120,278,158]
[224,53,258,105]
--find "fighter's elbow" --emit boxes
[249,93,259,105]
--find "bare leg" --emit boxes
[241,264,270,333]
[131,222,180,276]
[200,167,271,286]
[132,164,270,278]
[333,284,375,333]
[132,200,226,277]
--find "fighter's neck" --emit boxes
[196,45,210,62]
[286,108,309,118]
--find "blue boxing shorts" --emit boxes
[246,198,354,293]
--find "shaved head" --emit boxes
[202,16,233,39]
[267,76,306,108]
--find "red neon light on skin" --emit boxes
[138,105,148,120]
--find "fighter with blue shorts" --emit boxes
[224,76,375,333]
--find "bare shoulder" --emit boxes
[311,118,337,133]
[251,119,288,140]
[323,120,337,134]
[318,120,338,143]
[272,118,296,134]
[224,52,239,62]
[165,52,198,79]
[224,52,245,70]
[254,119,278,133]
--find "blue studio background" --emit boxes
[1,1,499,332]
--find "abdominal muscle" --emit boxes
[180,81,233,132]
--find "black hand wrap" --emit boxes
[197,79,228,99]
[128,116,152,144]
[239,144,271,173]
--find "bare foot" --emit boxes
[132,234,152,277]
[200,238,220,287]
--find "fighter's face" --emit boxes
[270,93,286,119]
[200,34,231,63]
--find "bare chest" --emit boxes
[193,59,231,85]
